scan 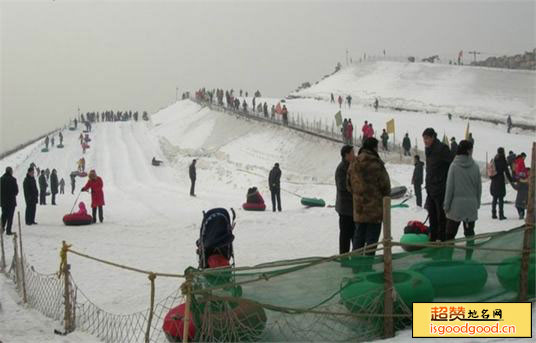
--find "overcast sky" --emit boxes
[1,0,534,153]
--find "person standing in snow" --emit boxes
[506,115,513,134]
[368,123,374,138]
[23,168,38,225]
[51,136,55,147]
[330,93,335,103]
[189,159,197,197]
[512,170,529,220]
[346,119,354,145]
[335,145,355,253]
[506,150,517,174]
[342,119,348,143]
[450,137,458,158]
[82,170,105,223]
[242,100,248,113]
[412,155,424,207]
[337,95,343,108]
[347,138,391,255]
[490,147,513,220]
[373,98,379,112]
[45,168,50,180]
[513,153,528,180]
[38,170,48,205]
[361,121,369,139]
[59,178,65,195]
[59,132,63,146]
[269,163,282,212]
[252,97,256,113]
[70,173,76,194]
[281,105,289,125]
[44,136,49,149]
[1,167,18,235]
[263,102,268,118]
[50,169,59,205]
[380,129,389,151]
[402,133,411,156]
[346,95,352,108]
[422,128,452,242]
[444,140,481,241]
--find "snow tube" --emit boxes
[163,303,196,342]
[82,143,90,149]
[77,171,88,177]
[390,186,407,199]
[68,127,76,131]
[400,233,429,252]
[497,254,535,296]
[300,197,326,207]
[41,148,49,153]
[200,299,267,342]
[63,213,93,226]
[57,144,64,148]
[341,270,434,328]
[410,259,487,296]
[242,202,266,211]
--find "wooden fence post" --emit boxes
[182,271,193,343]
[519,142,535,301]
[383,196,394,338]
[12,232,20,290]
[62,241,74,333]
[145,273,156,343]
[17,212,27,303]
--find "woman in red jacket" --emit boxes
[82,170,105,223]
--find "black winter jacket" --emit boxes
[23,175,38,205]
[0,173,18,207]
[425,139,452,199]
[412,161,424,186]
[269,167,281,191]
[335,160,352,216]
[490,153,513,198]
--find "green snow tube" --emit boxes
[41,148,49,153]
[339,255,377,273]
[300,197,325,207]
[341,270,434,328]
[410,260,487,297]
[400,233,429,252]
[57,144,65,149]
[497,254,535,296]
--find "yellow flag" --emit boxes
[464,121,470,140]
[386,119,395,134]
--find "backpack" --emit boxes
[196,208,236,269]
[404,220,429,235]
[487,158,497,178]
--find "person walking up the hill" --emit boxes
[82,170,105,223]
[444,140,481,242]
[59,178,65,195]
[1,167,18,235]
[38,170,48,205]
[23,168,38,225]
[189,159,197,197]
[346,95,352,108]
[423,128,452,242]
[50,169,59,205]
[330,93,335,103]
[402,133,411,156]
[347,138,391,255]
[44,136,49,150]
[337,95,343,108]
[506,115,513,134]
[490,147,513,220]
[269,163,282,212]
[335,146,355,253]
[59,132,63,146]
[412,155,424,207]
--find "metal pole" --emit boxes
[0,219,5,272]
[383,196,394,338]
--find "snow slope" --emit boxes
[0,99,530,341]
[292,61,536,127]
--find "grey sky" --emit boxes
[1,0,534,153]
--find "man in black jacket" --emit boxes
[50,169,59,205]
[38,170,48,205]
[422,128,452,241]
[490,147,513,219]
[335,146,354,253]
[402,133,411,156]
[269,163,282,212]
[1,167,19,235]
[189,159,197,196]
[411,155,424,207]
[23,168,39,225]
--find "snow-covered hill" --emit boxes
[291,61,536,127]
[0,100,529,342]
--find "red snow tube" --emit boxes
[163,303,196,343]
[82,143,90,149]
[78,171,88,177]
[63,213,93,226]
[242,202,266,211]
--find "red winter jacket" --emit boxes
[82,177,105,208]
[514,157,527,178]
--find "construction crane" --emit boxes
[467,51,482,63]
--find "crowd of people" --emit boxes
[73,110,149,125]
[334,126,530,255]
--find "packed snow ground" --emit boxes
[291,61,536,127]
[0,99,532,342]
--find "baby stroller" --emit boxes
[196,208,236,270]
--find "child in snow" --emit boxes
[512,169,529,220]
[76,201,88,216]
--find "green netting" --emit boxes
[167,226,535,342]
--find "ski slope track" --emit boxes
[0,99,533,342]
